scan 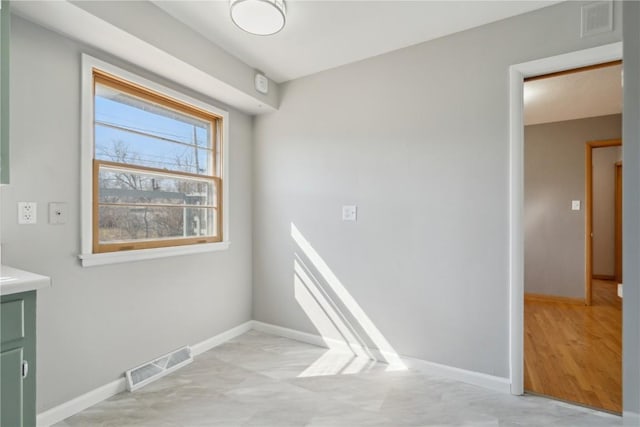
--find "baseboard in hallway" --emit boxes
[524,292,585,305]
[592,274,616,281]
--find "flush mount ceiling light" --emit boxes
[230,0,286,36]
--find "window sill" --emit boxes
[78,241,231,267]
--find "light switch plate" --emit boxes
[342,205,357,221]
[49,202,68,225]
[571,200,581,211]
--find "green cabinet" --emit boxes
[0,0,9,184]
[1,291,36,427]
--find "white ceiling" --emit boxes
[153,0,561,83]
[524,64,622,126]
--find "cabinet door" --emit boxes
[1,291,35,427]
[1,347,24,427]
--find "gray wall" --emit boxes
[71,0,279,109]
[593,145,622,278]
[0,17,253,412]
[253,1,622,379]
[623,0,640,418]
[524,115,622,298]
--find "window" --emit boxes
[80,55,229,265]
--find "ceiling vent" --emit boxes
[125,346,193,391]
[581,1,613,38]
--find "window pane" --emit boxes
[94,83,213,175]
[98,205,217,243]
[91,72,224,253]
[95,124,212,175]
[95,84,212,148]
[98,165,217,207]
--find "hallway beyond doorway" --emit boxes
[524,280,622,413]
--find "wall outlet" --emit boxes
[18,202,37,224]
[49,202,67,225]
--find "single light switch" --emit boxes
[571,200,581,211]
[342,205,357,222]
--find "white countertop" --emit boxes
[0,265,51,296]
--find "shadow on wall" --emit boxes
[291,223,406,377]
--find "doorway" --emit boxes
[521,64,622,413]
[508,42,623,399]
[586,139,623,305]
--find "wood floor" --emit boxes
[524,280,622,413]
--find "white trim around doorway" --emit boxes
[508,42,622,396]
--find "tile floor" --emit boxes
[56,331,623,426]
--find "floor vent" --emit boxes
[581,1,613,38]
[125,346,193,391]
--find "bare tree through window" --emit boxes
[92,69,221,253]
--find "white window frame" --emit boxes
[79,54,230,267]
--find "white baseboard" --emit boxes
[401,356,511,394]
[250,320,396,363]
[36,378,126,427]
[191,321,253,356]
[49,320,625,426]
[251,320,332,348]
[37,320,253,427]
[251,320,511,394]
